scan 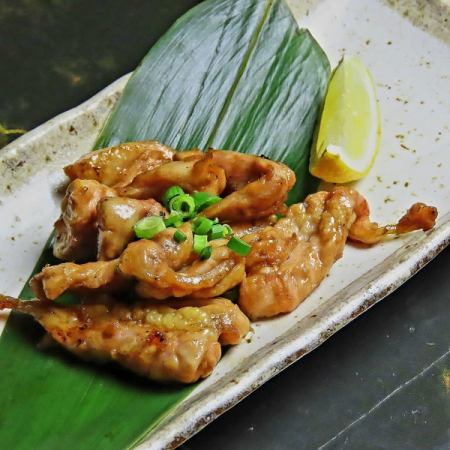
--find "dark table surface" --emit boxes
[1,2,449,449]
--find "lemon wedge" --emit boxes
[309,56,381,183]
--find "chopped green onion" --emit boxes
[193,234,208,254]
[162,185,184,208]
[227,236,251,256]
[210,223,231,240]
[169,194,196,218]
[173,230,187,243]
[223,224,233,234]
[193,217,214,235]
[134,216,166,239]
[199,245,212,260]
[164,212,183,228]
[223,287,239,302]
[192,191,222,211]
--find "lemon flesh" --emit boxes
[310,56,381,183]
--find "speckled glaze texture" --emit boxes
[0,1,449,449]
[383,0,450,43]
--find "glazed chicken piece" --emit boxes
[117,152,227,200]
[53,179,116,261]
[32,223,244,301]
[347,196,437,244]
[0,295,250,383]
[200,150,295,221]
[30,259,128,301]
[119,149,295,221]
[54,178,166,262]
[173,150,205,162]
[120,238,245,300]
[64,141,175,188]
[238,187,437,320]
[97,197,166,260]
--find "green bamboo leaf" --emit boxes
[0,1,330,449]
[96,0,329,199]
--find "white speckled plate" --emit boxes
[0,1,449,448]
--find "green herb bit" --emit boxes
[164,212,183,228]
[169,194,196,218]
[162,185,184,208]
[173,230,187,243]
[210,223,231,240]
[193,234,208,254]
[193,217,214,235]
[227,236,251,256]
[199,245,212,260]
[223,224,233,234]
[134,216,166,239]
[192,191,222,211]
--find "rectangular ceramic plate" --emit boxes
[0,0,449,448]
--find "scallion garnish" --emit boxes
[134,216,166,239]
[210,223,230,240]
[164,211,183,227]
[192,191,222,211]
[193,234,208,254]
[193,217,214,235]
[142,186,252,256]
[173,230,187,243]
[227,236,251,256]
[199,245,212,260]
[224,224,232,232]
[169,194,196,218]
[162,185,184,208]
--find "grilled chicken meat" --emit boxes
[3,141,439,385]
[54,182,166,262]
[64,141,175,188]
[32,231,244,302]
[30,259,128,301]
[36,185,436,314]
[53,179,116,261]
[200,150,295,221]
[117,152,227,200]
[118,150,295,221]
[239,187,437,320]
[0,295,249,383]
[120,238,245,300]
[56,146,295,264]
[97,197,166,260]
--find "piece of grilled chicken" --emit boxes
[56,145,294,262]
[53,179,167,262]
[64,140,175,188]
[118,149,296,221]
[0,295,249,384]
[32,226,245,302]
[238,187,437,320]
[32,187,437,320]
